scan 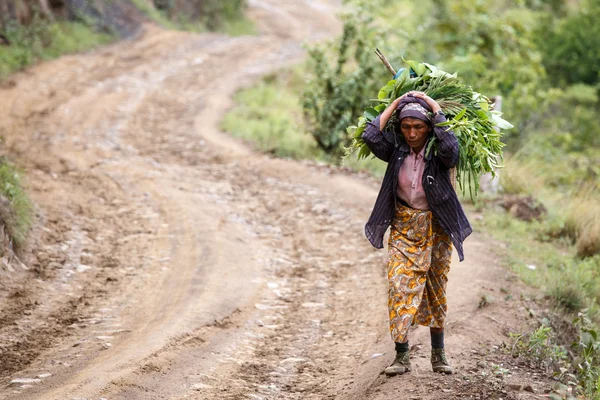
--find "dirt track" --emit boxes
[0,1,554,399]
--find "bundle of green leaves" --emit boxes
[346,60,513,198]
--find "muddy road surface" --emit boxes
[0,1,552,399]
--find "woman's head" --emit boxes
[398,102,432,152]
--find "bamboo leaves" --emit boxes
[345,59,513,197]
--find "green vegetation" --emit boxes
[0,18,112,81]
[535,0,600,86]
[0,156,33,247]
[0,1,254,82]
[131,0,255,36]
[510,312,600,399]
[346,60,510,197]
[472,199,600,396]
[130,0,179,30]
[301,4,383,157]
[222,0,600,396]
[473,207,600,318]
[222,70,316,159]
[220,17,255,37]
[222,68,387,176]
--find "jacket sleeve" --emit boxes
[433,113,459,168]
[361,115,395,163]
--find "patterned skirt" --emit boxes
[387,202,453,343]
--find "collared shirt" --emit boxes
[360,97,472,261]
[397,146,429,210]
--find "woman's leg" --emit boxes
[430,327,444,349]
[385,207,433,376]
[424,221,453,373]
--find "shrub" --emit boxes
[301,4,387,158]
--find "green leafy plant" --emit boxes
[572,310,600,398]
[301,5,386,158]
[346,60,512,198]
[510,311,600,398]
[0,156,33,247]
[511,324,568,374]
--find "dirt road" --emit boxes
[0,1,552,399]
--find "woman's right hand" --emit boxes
[391,92,415,108]
[380,95,407,129]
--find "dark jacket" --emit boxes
[361,110,472,261]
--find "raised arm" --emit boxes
[361,96,404,162]
[410,92,459,168]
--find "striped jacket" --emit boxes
[362,113,472,261]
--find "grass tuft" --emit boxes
[565,191,600,257]
[0,157,33,247]
[221,17,256,36]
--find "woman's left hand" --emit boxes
[408,91,442,113]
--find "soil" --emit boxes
[0,1,559,399]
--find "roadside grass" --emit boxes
[0,20,113,81]
[130,0,179,30]
[0,157,33,248]
[472,205,600,320]
[130,0,255,36]
[221,67,387,176]
[500,149,600,258]
[221,69,317,159]
[221,17,256,37]
[470,153,600,398]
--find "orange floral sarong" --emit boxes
[387,203,453,343]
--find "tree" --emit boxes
[535,0,600,86]
[301,5,388,157]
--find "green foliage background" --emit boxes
[301,0,599,249]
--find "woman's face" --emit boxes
[400,117,431,152]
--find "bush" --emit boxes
[301,4,387,158]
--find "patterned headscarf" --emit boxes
[398,102,432,123]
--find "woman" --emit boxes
[362,91,472,376]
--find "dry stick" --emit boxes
[374,48,396,76]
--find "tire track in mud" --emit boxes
[0,0,555,399]
[0,1,349,398]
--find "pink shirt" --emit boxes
[397,147,430,210]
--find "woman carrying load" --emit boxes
[361,90,472,376]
